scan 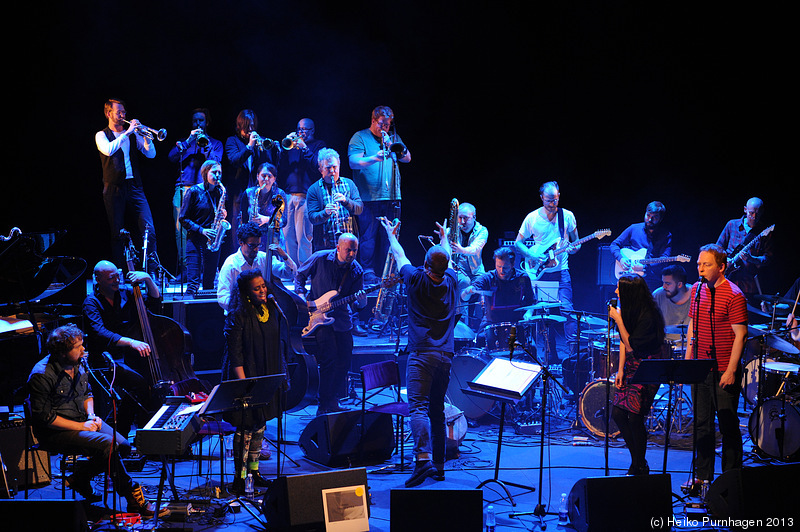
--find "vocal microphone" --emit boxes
[607,297,618,309]
[267,294,286,320]
[508,325,516,360]
[696,277,706,300]
[508,511,537,518]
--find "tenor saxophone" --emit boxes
[207,182,231,252]
[250,183,266,222]
[373,219,400,322]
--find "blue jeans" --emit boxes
[692,369,743,480]
[537,269,577,358]
[406,351,452,464]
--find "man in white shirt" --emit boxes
[217,222,296,312]
[652,264,692,345]
[95,98,158,275]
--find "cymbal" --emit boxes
[754,294,795,306]
[519,315,567,325]
[747,324,770,337]
[473,289,495,297]
[515,302,562,312]
[765,333,800,355]
[747,304,770,318]
[664,324,689,335]
[577,315,607,328]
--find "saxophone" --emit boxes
[250,183,266,222]
[207,182,231,252]
[373,219,400,323]
[448,198,460,271]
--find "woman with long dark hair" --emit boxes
[222,269,288,493]
[608,273,667,475]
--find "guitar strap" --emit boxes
[557,208,566,241]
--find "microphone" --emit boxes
[607,297,618,309]
[101,351,116,367]
[507,326,516,360]
[418,235,434,242]
[696,277,706,300]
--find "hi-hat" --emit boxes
[515,301,563,312]
[665,324,689,335]
[576,315,607,328]
[754,294,795,306]
[519,315,567,325]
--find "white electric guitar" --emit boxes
[302,275,402,337]
[524,229,611,280]
[614,249,692,279]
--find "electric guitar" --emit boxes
[302,275,402,337]
[524,229,611,280]
[614,248,692,279]
[726,224,774,275]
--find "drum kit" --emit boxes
[743,294,800,461]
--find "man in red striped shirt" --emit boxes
[685,244,748,482]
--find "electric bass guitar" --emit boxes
[302,275,402,337]
[524,229,611,280]
[614,248,692,279]
[726,224,774,275]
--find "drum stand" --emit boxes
[648,384,693,435]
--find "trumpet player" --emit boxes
[277,118,325,268]
[307,148,363,252]
[168,108,224,280]
[348,105,410,284]
[95,98,159,277]
[179,160,227,297]
[224,109,279,257]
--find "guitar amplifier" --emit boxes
[499,239,534,269]
[597,245,617,286]
[0,417,51,491]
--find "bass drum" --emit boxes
[741,357,781,406]
[748,398,800,461]
[447,349,495,420]
[579,379,620,438]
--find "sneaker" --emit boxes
[125,484,169,518]
[65,475,102,503]
[404,461,437,488]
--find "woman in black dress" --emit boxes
[222,269,288,492]
[608,273,667,475]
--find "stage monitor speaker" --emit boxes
[0,419,51,491]
[262,467,368,531]
[298,411,393,468]
[170,299,225,371]
[597,245,617,286]
[391,489,483,531]
[706,464,800,522]
[568,473,672,532]
[0,499,87,531]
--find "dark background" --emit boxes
[5,2,796,313]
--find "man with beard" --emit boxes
[609,201,672,292]
[716,197,772,302]
[652,264,692,344]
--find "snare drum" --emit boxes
[741,358,798,405]
[578,379,620,438]
[447,348,495,420]
[484,322,529,357]
[590,340,620,379]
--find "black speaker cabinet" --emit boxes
[597,245,617,286]
[0,499,87,531]
[262,468,368,531]
[568,473,672,532]
[298,411,393,468]
[0,419,51,491]
[706,464,800,522]
[169,299,226,371]
[391,489,483,531]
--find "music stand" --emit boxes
[462,358,542,506]
[630,359,713,474]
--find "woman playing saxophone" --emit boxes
[179,160,227,296]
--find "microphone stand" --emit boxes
[510,326,570,529]
[688,279,704,489]
[604,300,617,476]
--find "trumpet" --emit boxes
[123,119,167,141]
[281,133,301,150]
[196,130,210,148]
[380,130,406,158]
[252,133,277,151]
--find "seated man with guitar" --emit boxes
[294,233,367,415]
[609,201,681,292]
[82,260,159,440]
[514,181,585,359]
[716,197,773,303]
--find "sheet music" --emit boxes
[470,358,542,397]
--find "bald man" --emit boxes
[82,260,160,438]
[382,216,457,487]
[716,197,772,301]
[295,233,366,415]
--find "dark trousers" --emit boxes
[692,369,743,480]
[185,233,220,294]
[39,422,134,495]
[103,181,157,273]
[88,358,152,439]
[356,200,400,274]
[406,351,452,466]
[314,326,354,409]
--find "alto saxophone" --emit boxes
[207,182,231,252]
[250,183,266,222]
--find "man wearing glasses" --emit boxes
[348,106,411,284]
[278,118,326,268]
[217,221,296,313]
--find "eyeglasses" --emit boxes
[244,242,261,249]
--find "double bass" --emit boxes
[262,196,319,412]
[121,230,197,400]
